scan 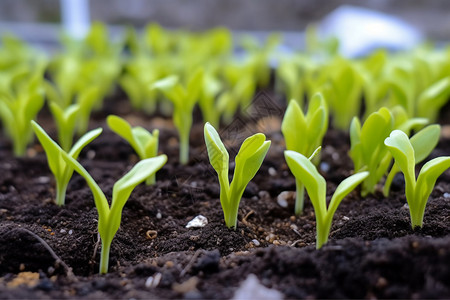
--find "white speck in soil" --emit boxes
[68,230,73,235]
[87,150,96,160]
[186,215,208,228]
[444,192,450,199]
[60,229,66,234]
[268,167,277,176]
[401,203,409,210]
[156,212,162,219]
[36,176,50,184]
[320,162,330,173]
[145,272,162,288]
[277,191,294,208]
[251,239,260,246]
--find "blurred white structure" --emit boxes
[319,5,423,57]
[61,0,90,39]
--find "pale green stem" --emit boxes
[12,135,27,157]
[294,179,305,215]
[316,217,332,249]
[99,240,111,274]
[179,133,189,165]
[55,180,68,206]
[145,174,156,186]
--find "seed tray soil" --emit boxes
[0,93,450,299]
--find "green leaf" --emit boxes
[31,120,64,178]
[410,124,440,163]
[384,130,415,177]
[281,100,306,153]
[416,157,450,207]
[69,127,103,159]
[233,133,271,193]
[284,150,326,215]
[60,151,109,222]
[204,122,229,179]
[109,155,167,239]
[327,171,369,219]
[151,75,179,92]
[417,77,450,120]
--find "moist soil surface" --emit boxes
[1,91,450,299]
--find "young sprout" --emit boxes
[204,122,271,229]
[152,70,203,164]
[349,106,427,196]
[384,130,450,228]
[281,93,328,215]
[107,115,160,185]
[49,102,81,152]
[416,76,450,122]
[31,120,102,206]
[61,152,167,274]
[199,71,222,128]
[0,70,45,156]
[327,61,363,130]
[285,149,369,249]
[383,125,441,196]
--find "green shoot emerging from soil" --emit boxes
[204,122,271,229]
[31,120,102,206]
[285,149,368,249]
[383,125,441,196]
[384,130,450,228]
[61,153,167,274]
[107,115,160,185]
[152,70,203,164]
[281,93,328,215]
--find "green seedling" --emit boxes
[349,106,427,196]
[31,120,102,206]
[204,122,271,229]
[285,149,369,249]
[199,71,222,128]
[327,60,363,130]
[107,115,160,185]
[49,102,80,152]
[0,70,45,156]
[76,85,101,135]
[61,152,167,274]
[281,93,328,215]
[383,125,441,196]
[384,130,450,228]
[416,76,450,122]
[152,70,203,164]
[276,59,304,107]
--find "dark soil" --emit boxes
[0,91,450,299]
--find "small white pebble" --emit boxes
[258,191,270,199]
[342,216,350,221]
[268,167,277,176]
[36,176,50,184]
[252,239,260,246]
[145,272,162,288]
[68,230,73,235]
[401,203,409,210]
[444,192,450,199]
[320,162,330,173]
[186,215,208,228]
[277,191,294,208]
[156,212,162,219]
[190,181,198,188]
[87,150,96,160]
[60,229,66,234]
